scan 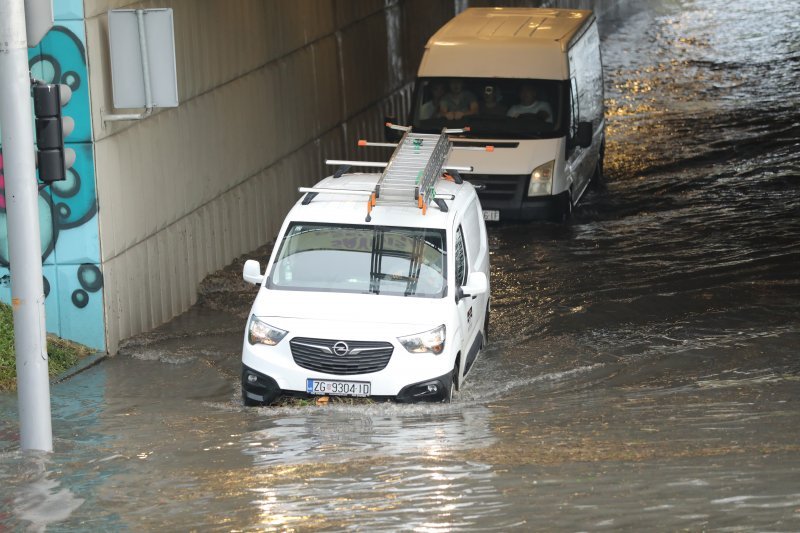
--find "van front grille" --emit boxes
[290,337,393,375]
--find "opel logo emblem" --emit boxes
[333,341,349,356]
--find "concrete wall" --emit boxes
[0,0,628,353]
[84,1,457,352]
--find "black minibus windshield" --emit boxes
[411,77,568,139]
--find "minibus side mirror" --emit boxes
[457,271,488,301]
[576,121,593,148]
[243,260,264,285]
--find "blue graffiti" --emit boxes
[0,21,105,350]
[0,26,97,264]
[31,26,98,233]
[30,26,91,141]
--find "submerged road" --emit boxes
[2,0,799,529]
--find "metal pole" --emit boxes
[137,9,153,110]
[0,0,53,452]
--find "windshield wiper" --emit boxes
[369,231,384,294]
[404,235,425,297]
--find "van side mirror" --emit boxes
[457,271,488,301]
[384,116,403,143]
[576,121,592,148]
[243,260,264,285]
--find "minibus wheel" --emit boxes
[591,159,604,189]
[594,141,606,188]
[557,189,573,222]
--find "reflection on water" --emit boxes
[190,403,511,530]
[237,405,513,530]
[2,455,84,532]
[2,0,800,529]
[243,404,495,466]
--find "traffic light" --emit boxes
[32,82,75,184]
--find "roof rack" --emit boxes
[298,125,493,222]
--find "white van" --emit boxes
[409,8,605,221]
[240,129,490,405]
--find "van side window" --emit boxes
[464,200,481,265]
[455,226,467,287]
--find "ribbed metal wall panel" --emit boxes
[83,1,452,352]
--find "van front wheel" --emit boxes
[446,361,459,403]
[483,304,490,343]
[242,391,262,407]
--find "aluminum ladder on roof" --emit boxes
[299,125,489,221]
[370,129,451,215]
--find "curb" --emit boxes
[51,351,108,384]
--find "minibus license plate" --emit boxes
[307,378,371,397]
[483,210,500,221]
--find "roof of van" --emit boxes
[285,173,473,230]
[418,7,594,80]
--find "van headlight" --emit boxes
[398,324,446,355]
[248,315,288,346]
[528,160,554,196]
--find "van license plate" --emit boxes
[483,210,500,221]
[306,378,371,397]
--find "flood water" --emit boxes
[2,0,799,530]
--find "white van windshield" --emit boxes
[267,223,447,298]
[412,77,567,139]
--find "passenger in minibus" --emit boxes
[479,85,507,117]
[419,81,446,120]
[441,79,479,120]
[507,84,553,122]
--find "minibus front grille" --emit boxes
[467,174,526,200]
[290,338,394,375]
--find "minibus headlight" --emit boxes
[398,324,446,355]
[248,315,288,346]
[528,160,555,196]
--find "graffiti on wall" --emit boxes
[0,22,105,350]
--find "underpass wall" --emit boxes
[85,1,454,352]
[84,0,623,352]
